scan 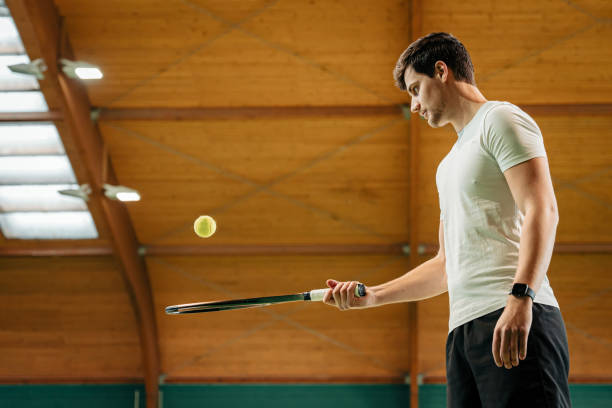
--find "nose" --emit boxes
[410,97,420,113]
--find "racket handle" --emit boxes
[309,283,366,301]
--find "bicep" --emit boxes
[503,157,558,215]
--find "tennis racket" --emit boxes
[165,283,366,314]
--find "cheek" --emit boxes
[427,87,443,110]
[421,86,436,106]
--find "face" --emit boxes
[403,65,447,127]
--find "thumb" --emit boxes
[326,279,338,288]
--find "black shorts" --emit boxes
[446,303,571,408]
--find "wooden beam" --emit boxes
[94,103,612,120]
[0,377,144,384]
[0,245,114,257]
[140,244,408,256]
[4,374,607,384]
[6,2,160,407]
[1,242,609,257]
[0,103,610,123]
[162,376,407,384]
[96,105,402,120]
[0,111,62,121]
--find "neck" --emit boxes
[446,81,488,132]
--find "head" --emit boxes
[393,33,475,127]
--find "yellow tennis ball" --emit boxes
[194,215,216,238]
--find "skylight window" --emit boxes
[0,123,64,155]
[0,212,98,239]
[0,6,98,239]
[0,91,47,112]
[0,16,25,54]
[0,155,77,185]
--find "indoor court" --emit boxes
[0,0,611,407]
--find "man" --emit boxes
[322,32,571,407]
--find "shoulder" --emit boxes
[482,102,537,133]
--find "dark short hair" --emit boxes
[393,32,475,90]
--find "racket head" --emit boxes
[165,302,272,314]
[165,293,303,315]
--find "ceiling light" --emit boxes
[59,58,103,80]
[58,183,91,202]
[103,184,140,202]
[8,57,46,79]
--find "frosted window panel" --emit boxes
[0,91,47,112]
[0,185,87,212]
[0,211,98,239]
[0,17,24,54]
[0,155,77,184]
[0,55,39,90]
[0,123,64,155]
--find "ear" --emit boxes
[434,61,449,82]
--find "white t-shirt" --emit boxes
[436,101,559,332]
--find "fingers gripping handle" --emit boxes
[308,283,366,302]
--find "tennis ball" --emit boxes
[194,215,216,238]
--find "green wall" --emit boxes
[0,383,610,407]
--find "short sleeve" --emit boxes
[481,104,547,172]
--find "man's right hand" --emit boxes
[322,279,377,311]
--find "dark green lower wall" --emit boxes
[162,384,409,407]
[0,383,610,407]
[0,385,146,407]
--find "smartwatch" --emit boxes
[509,283,535,301]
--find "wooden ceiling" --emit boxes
[1,1,611,408]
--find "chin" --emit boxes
[428,115,446,128]
[427,118,441,128]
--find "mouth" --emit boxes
[421,111,428,119]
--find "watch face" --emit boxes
[512,283,528,296]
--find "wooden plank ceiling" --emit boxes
[1,0,611,403]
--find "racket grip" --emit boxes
[309,283,366,301]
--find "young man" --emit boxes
[322,32,571,407]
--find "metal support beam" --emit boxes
[6,2,160,407]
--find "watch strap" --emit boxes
[510,283,536,301]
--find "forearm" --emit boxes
[370,256,447,306]
[514,207,558,292]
